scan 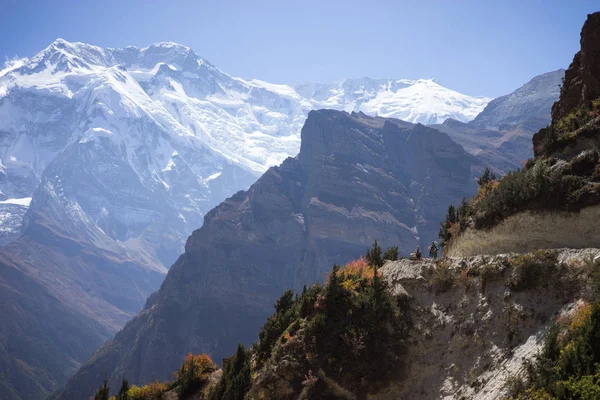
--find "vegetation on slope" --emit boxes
[439,148,600,245]
[92,353,218,400]
[503,256,600,399]
[92,242,406,400]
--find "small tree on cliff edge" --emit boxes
[94,379,109,400]
[366,240,383,268]
[116,379,129,400]
[383,246,399,261]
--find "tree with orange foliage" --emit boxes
[175,353,217,396]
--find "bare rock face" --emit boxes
[375,250,599,400]
[533,12,600,157]
[58,110,481,399]
[551,13,600,125]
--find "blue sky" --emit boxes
[1,0,597,97]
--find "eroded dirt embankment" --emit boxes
[445,205,600,258]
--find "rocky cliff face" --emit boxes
[533,13,600,158]
[57,110,482,399]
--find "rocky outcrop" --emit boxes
[550,14,600,128]
[533,13,600,157]
[375,250,598,399]
[57,110,482,399]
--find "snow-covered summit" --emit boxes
[296,77,490,125]
[0,39,492,269]
[1,40,490,171]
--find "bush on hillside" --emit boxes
[175,353,217,397]
[440,154,599,243]
[430,261,455,293]
[509,301,600,399]
[209,344,251,400]
[506,250,559,291]
[128,381,168,400]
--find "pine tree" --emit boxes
[326,264,341,316]
[365,240,383,268]
[477,167,497,186]
[457,197,470,220]
[94,379,110,400]
[447,204,457,224]
[383,246,399,261]
[116,379,129,400]
[275,289,294,314]
[220,344,251,400]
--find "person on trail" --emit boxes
[415,245,422,260]
[434,241,442,258]
[429,242,438,260]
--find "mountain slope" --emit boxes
[469,69,565,131]
[433,70,564,172]
[0,256,111,400]
[0,39,493,274]
[0,40,490,400]
[57,109,482,399]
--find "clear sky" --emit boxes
[1,0,597,97]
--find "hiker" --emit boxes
[434,240,442,258]
[415,245,422,260]
[429,242,438,260]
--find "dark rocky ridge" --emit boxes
[534,13,600,158]
[57,110,482,399]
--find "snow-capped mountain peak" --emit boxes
[0,39,492,268]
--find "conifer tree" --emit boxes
[477,167,496,186]
[326,264,341,316]
[366,240,383,268]
[116,379,129,400]
[383,246,399,261]
[94,379,110,400]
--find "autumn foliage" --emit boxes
[127,381,169,400]
[326,257,381,290]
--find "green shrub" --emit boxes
[513,302,600,399]
[384,246,399,261]
[255,289,298,368]
[506,250,559,291]
[210,344,251,400]
[430,261,455,293]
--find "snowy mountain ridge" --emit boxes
[0,39,490,173]
[0,39,491,263]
